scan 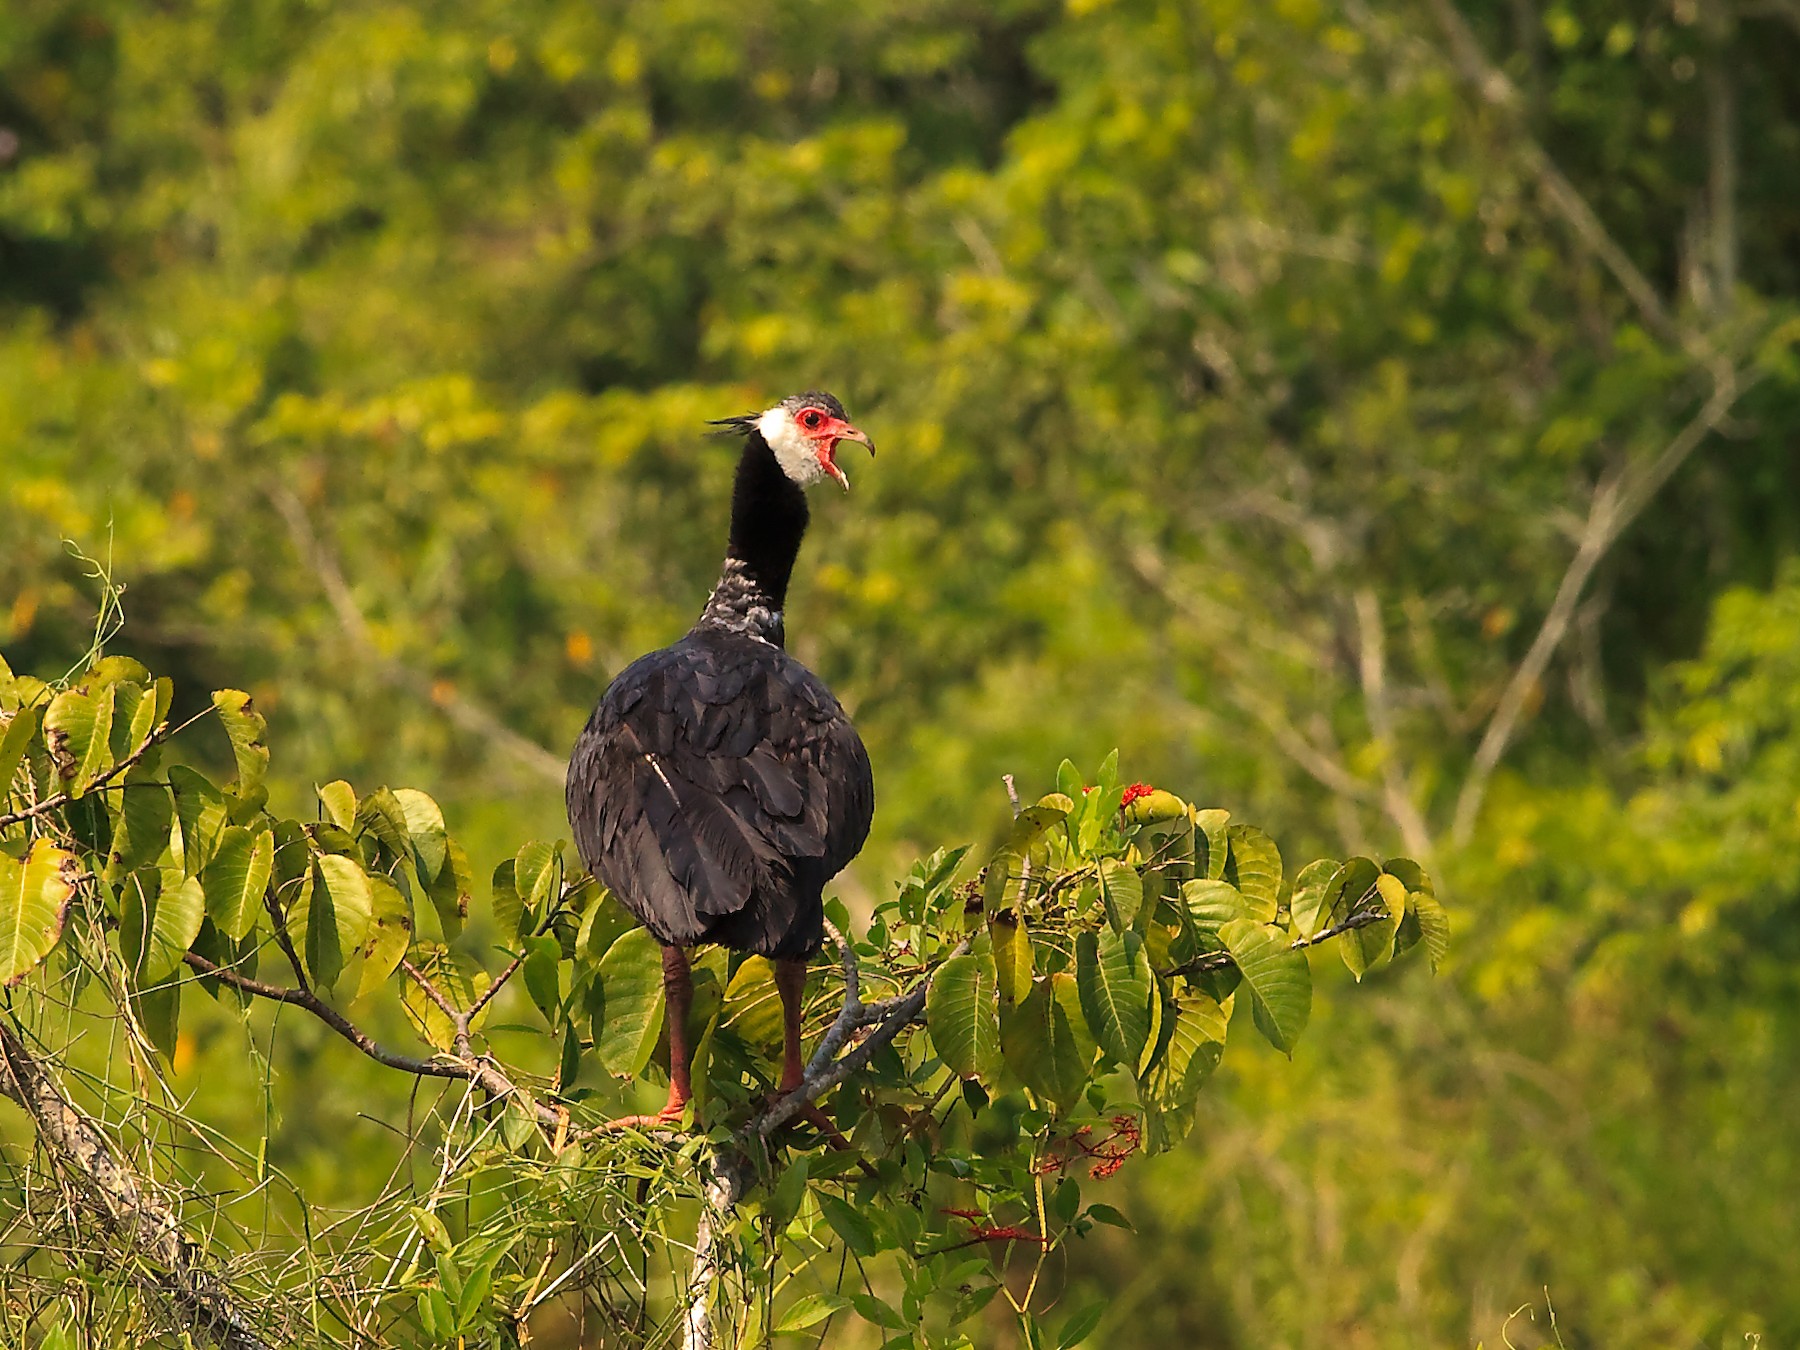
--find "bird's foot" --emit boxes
[596,1098,690,1134]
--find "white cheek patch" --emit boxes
[757,407,827,486]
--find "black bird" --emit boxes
[567,391,876,1126]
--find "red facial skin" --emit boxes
[794,406,875,489]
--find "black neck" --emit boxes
[724,431,809,610]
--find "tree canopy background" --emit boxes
[3,0,1799,1344]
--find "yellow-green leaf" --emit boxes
[201,826,273,941]
[0,839,80,985]
[210,690,269,795]
[592,927,666,1077]
[926,952,1002,1080]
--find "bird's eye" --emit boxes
[800,410,823,429]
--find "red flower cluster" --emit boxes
[1032,1115,1143,1180]
[968,1224,1046,1245]
[1119,782,1156,808]
[939,1208,1049,1245]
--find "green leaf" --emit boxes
[1342,873,1407,981]
[316,780,356,831]
[512,840,562,935]
[576,889,633,963]
[107,781,173,878]
[425,838,472,940]
[353,875,413,1000]
[1138,991,1227,1148]
[1218,920,1310,1054]
[774,1292,848,1333]
[417,1288,453,1342]
[1193,809,1231,880]
[210,690,268,794]
[721,955,783,1053]
[849,1293,907,1331]
[768,1156,810,1230]
[299,854,375,993]
[352,786,411,859]
[1224,825,1281,920]
[0,839,79,985]
[1097,857,1141,933]
[43,686,115,794]
[169,766,231,875]
[817,1193,879,1256]
[0,704,44,799]
[1001,973,1096,1109]
[991,914,1034,1011]
[135,874,205,984]
[1058,1301,1106,1348]
[490,860,523,943]
[592,927,665,1077]
[1181,878,1252,931]
[410,1206,454,1255]
[927,952,1002,1080]
[523,934,562,1023]
[1085,1203,1132,1229]
[200,826,273,941]
[1075,929,1152,1068]
[1409,892,1450,972]
[132,977,181,1062]
[392,787,449,884]
[1288,859,1341,939]
[1055,758,1083,799]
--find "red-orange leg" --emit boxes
[599,944,693,1131]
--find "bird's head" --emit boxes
[713,391,875,491]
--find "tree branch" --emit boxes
[0,1020,276,1350]
[182,951,563,1130]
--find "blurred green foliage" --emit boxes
[3,0,1800,1343]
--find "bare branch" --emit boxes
[1353,589,1435,859]
[182,951,564,1130]
[0,1021,275,1350]
[754,941,968,1141]
[1450,368,1753,841]
[802,919,863,1079]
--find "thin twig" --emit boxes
[0,706,213,831]
[1161,904,1393,980]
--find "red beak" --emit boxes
[817,417,874,491]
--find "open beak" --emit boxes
[820,418,875,491]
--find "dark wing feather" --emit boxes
[566,630,873,959]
